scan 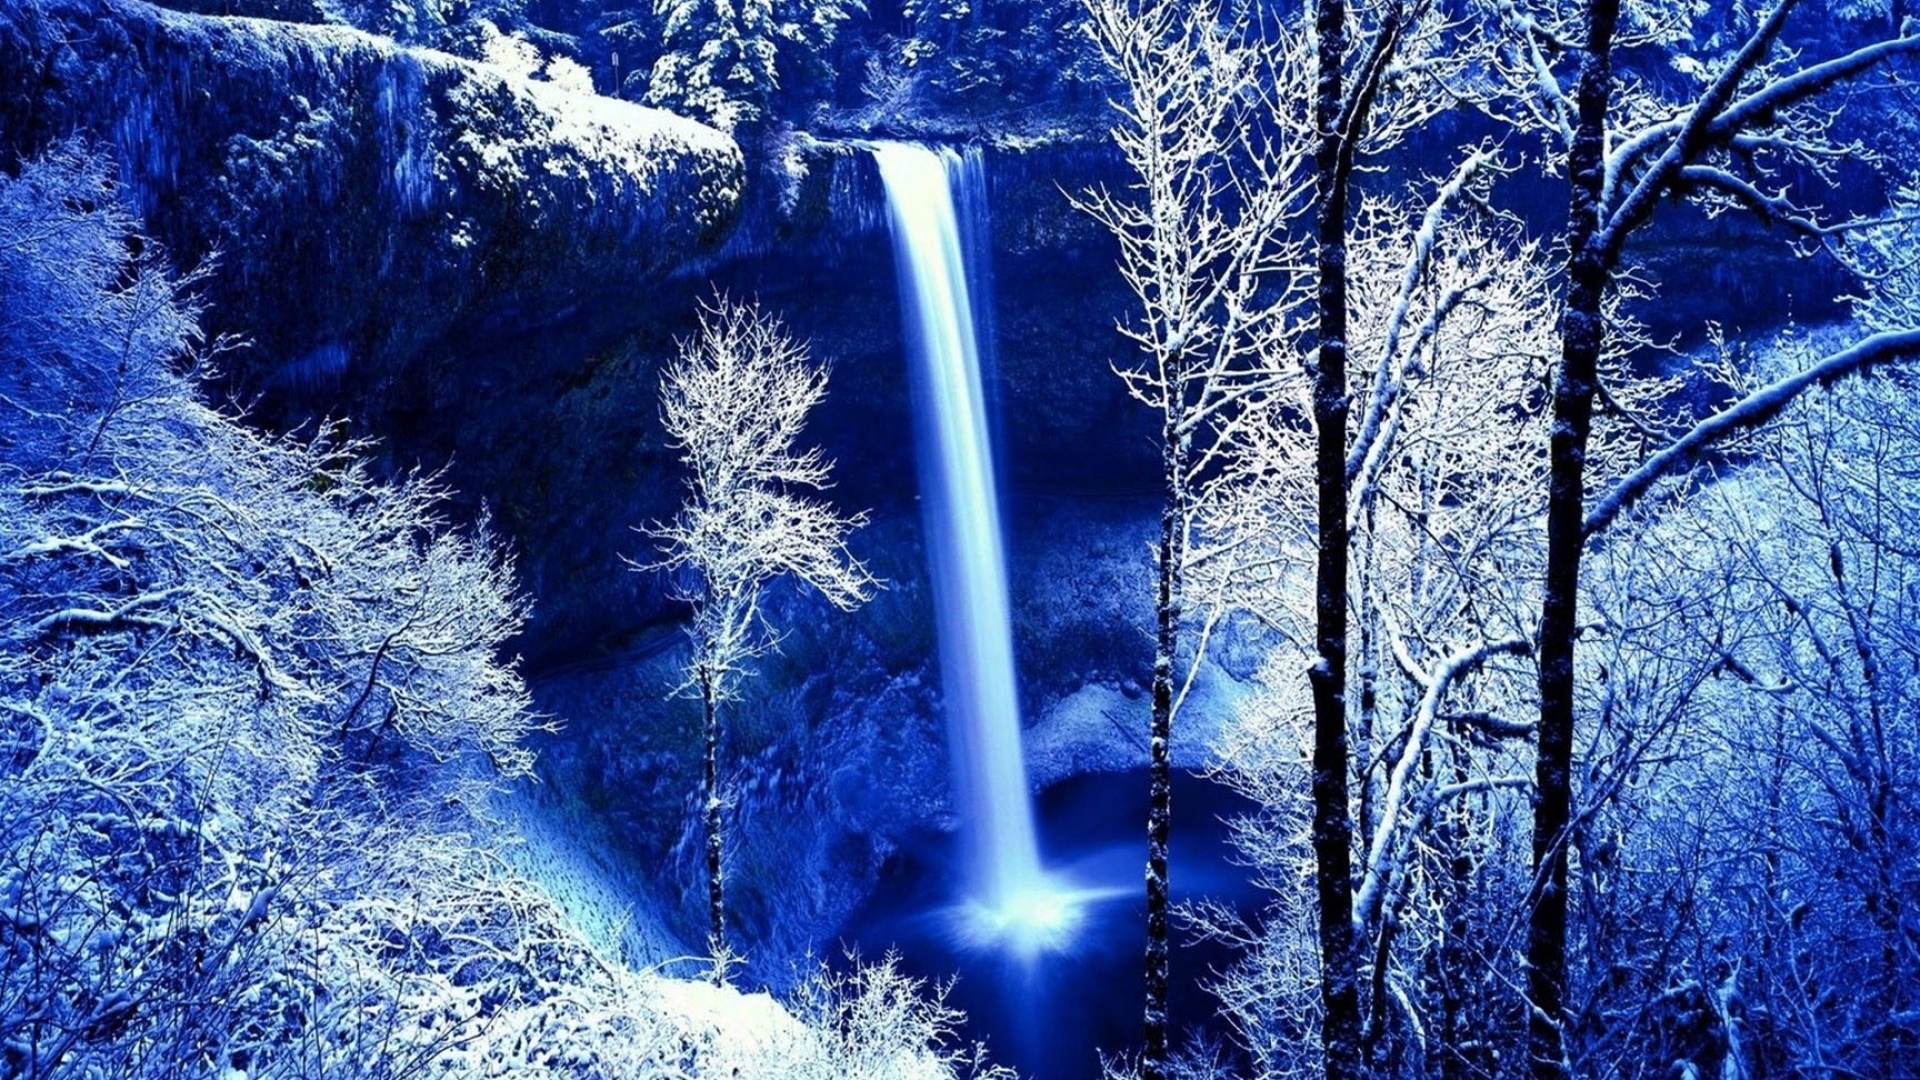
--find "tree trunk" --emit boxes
[703,668,726,985]
[1438,748,1491,1080]
[1143,414,1182,1080]
[1311,0,1362,1077]
[1529,2,1619,1075]
[1356,510,1380,870]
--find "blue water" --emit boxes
[841,769,1262,1079]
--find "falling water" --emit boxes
[872,142,1077,952]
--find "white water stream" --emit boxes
[872,142,1078,952]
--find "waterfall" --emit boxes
[872,142,1075,952]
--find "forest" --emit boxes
[1,0,1918,1078]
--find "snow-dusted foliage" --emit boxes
[1186,151,1561,1080]
[645,0,860,130]
[647,296,876,710]
[1838,179,1920,333]
[647,0,780,130]
[326,0,462,45]
[477,17,546,76]
[0,146,972,1080]
[0,141,539,1075]
[0,0,745,403]
[1571,338,1920,1078]
[781,954,1015,1080]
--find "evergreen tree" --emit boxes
[645,0,860,128]
[648,0,781,130]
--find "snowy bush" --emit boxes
[779,954,1014,1080]
[478,19,543,78]
[0,140,541,1076]
[544,55,597,96]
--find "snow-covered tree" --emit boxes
[1078,5,1560,1076]
[644,294,874,983]
[1694,372,1920,1077]
[1556,322,1920,1077]
[1075,1,1312,1073]
[1475,2,1920,1075]
[648,0,782,129]
[0,142,545,1077]
[1168,4,1549,1076]
[1546,171,1920,1080]
[1193,114,1562,1080]
[646,0,862,129]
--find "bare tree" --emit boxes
[1478,2,1920,1074]
[644,294,875,984]
[1197,136,1561,1080]
[1299,3,1530,1074]
[1076,1,1312,1072]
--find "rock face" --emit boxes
[0,0,743,399]
[0,6,1182,975]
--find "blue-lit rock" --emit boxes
[0,0,743,396]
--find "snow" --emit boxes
[649,976,805,1055]
[493,788,693,969]
[454,71,740,215]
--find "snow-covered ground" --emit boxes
[494,783,698,972]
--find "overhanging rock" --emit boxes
[0,0,744,393]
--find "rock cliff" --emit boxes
[0,0,743,396]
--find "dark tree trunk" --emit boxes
[702,668,725,985]
[1310,0,1361,1077]
[1529,2,1619,1075]
[1143,414,1182,1080]
[1438,748,1493,1080]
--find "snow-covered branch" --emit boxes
[1353,634,1530,932]
[1585,327,1920,539]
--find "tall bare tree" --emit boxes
[644,295,875,983]
[1077,1,1312,1073]
[1480,2,1920,1074]
[1197,158,1559,1077]
[1304,3,1512,1074]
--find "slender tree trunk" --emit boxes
[1356,510,1380,867]
[1311,1,1362,1077]
[1143,413,1182,1080]
[1529,2,1619,1075]
[1438,748,1488,1080]
[703,668,726,985]
[1363,882,1401,1067]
